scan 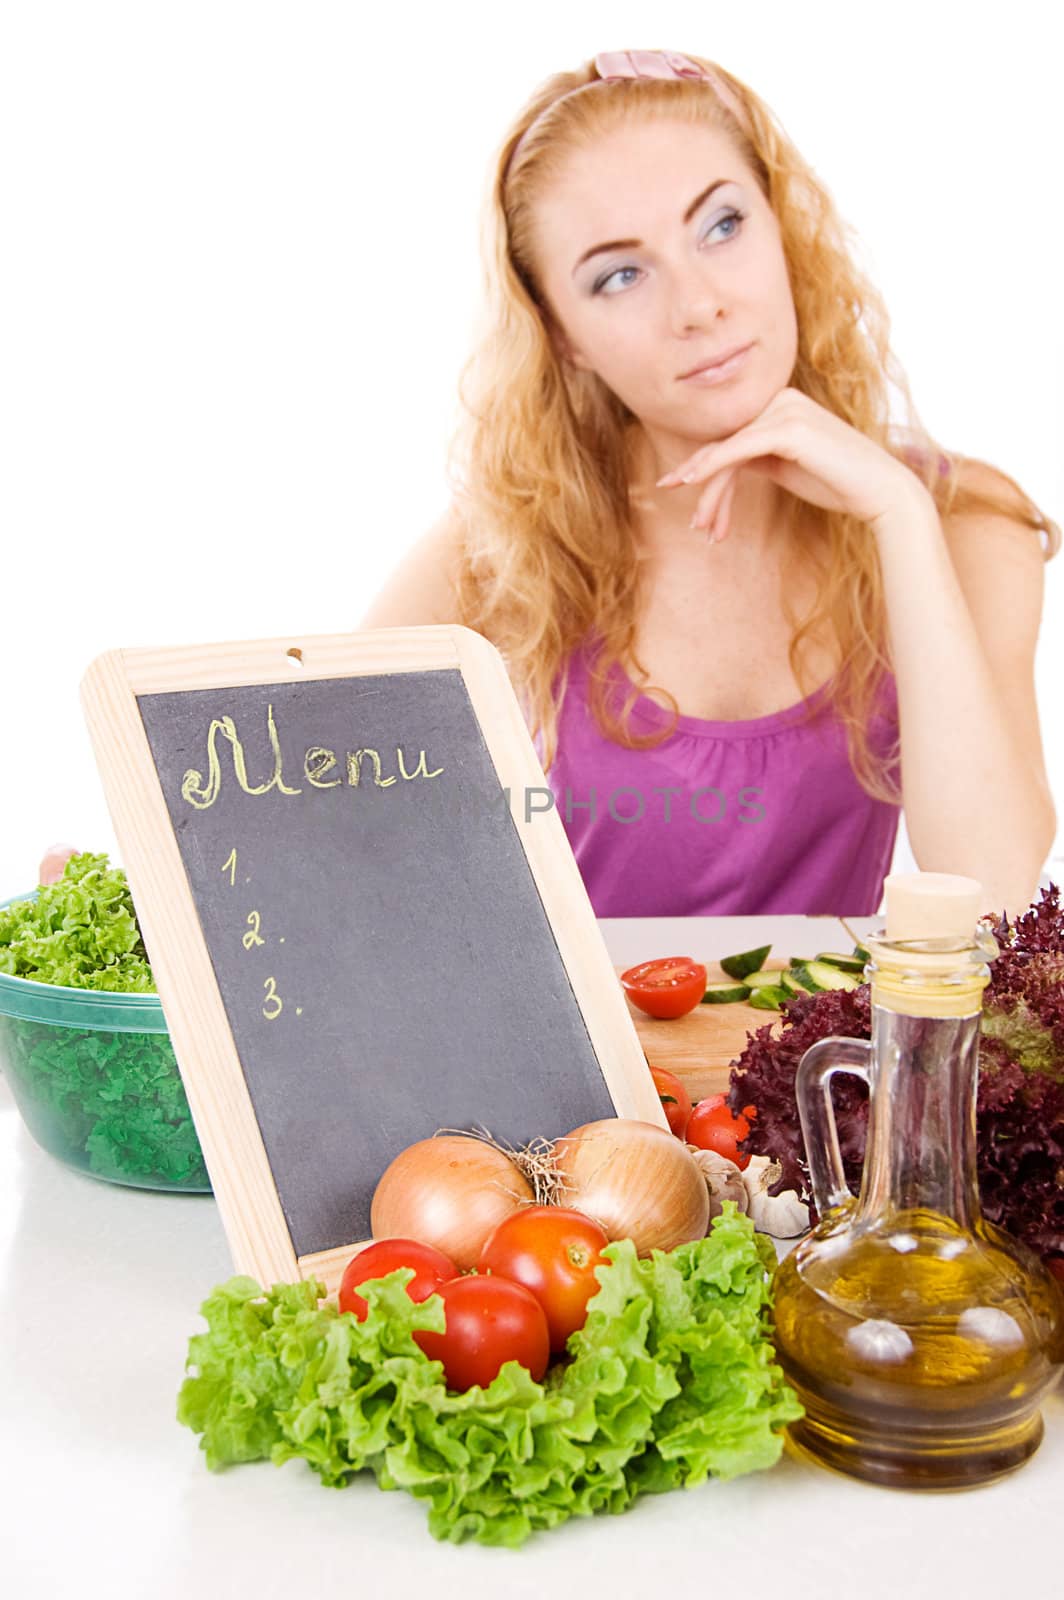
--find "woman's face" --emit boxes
[529,117,799,449]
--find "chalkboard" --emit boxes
[81,627,659,1296]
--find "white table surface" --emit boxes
[2,915,1060,1600]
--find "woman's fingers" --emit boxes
[664,416,795,490]
[709,472,740,544]
[691,464,738,531]
[659,389,915,525]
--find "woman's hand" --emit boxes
[657,386,932,541]
[39,844,79,885]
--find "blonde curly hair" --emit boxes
[444,53,1060,805]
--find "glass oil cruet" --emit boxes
[771,871,1064,1488]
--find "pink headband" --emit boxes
[508,49,749,169]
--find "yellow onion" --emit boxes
[551,1119,710,1256]
[370,1135,534,1271]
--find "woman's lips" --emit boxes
[679,343,753,385]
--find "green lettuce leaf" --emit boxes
[0,851,155,991]
[0,852,207,1188]
[176,1206,802,1546]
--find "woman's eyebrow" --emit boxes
[571,178,735,275]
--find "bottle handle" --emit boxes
[795,1035,872,1218]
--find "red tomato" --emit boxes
[477,1206,609,1352]
[686,1095,757,1170]
[338,1237,456,1321]
[416,1275,550,1391]
[648,1064,693,1139]
[621,956,707,1019]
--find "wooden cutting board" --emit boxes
[617,960,789,1102]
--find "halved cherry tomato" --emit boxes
[648,1064,693,1139]
[621,956,708,1019]
[338,1237,456,1321]
[478,1206,609,1352]
[686,1095,757,1170]
[416,1274,550,1391]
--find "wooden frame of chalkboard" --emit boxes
[80,626,662,1299]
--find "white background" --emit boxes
[2,0,1062,901]
[3,12,1062,1590]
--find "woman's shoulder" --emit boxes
[903,445,1026,506]
[930,453,1059,558]
[945,454,1032,507]
[357,502,469,629]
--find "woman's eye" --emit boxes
[708,207,745,242]
[592,208,747,296]
[594,266,640,294]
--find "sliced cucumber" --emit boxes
[853,944,871,963]
[719,943,772,981]
[815,951,867,974]
[700,980,753,1004]
[803,959,862,993]
[748,985,787,1011]
[742,968,786,991]
[780,967,816,996]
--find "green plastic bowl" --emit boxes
[0,891,211,1192]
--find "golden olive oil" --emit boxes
[771,873,1064,1489]
[773,1206,1064,1487]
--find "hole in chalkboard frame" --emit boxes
[286,647,304,668]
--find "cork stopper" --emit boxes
[868,872,994,1015]
[883,872,984,943]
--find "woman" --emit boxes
[360,48,1059,921]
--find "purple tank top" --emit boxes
[531,641,901,917]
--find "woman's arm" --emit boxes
[356,506,467,629]
[873,467,1056,917]
[658,390,1057,917]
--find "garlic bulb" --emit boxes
[686,1146,748,1221]
[741,1155,810,1237]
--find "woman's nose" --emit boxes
[668,263,726,336]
